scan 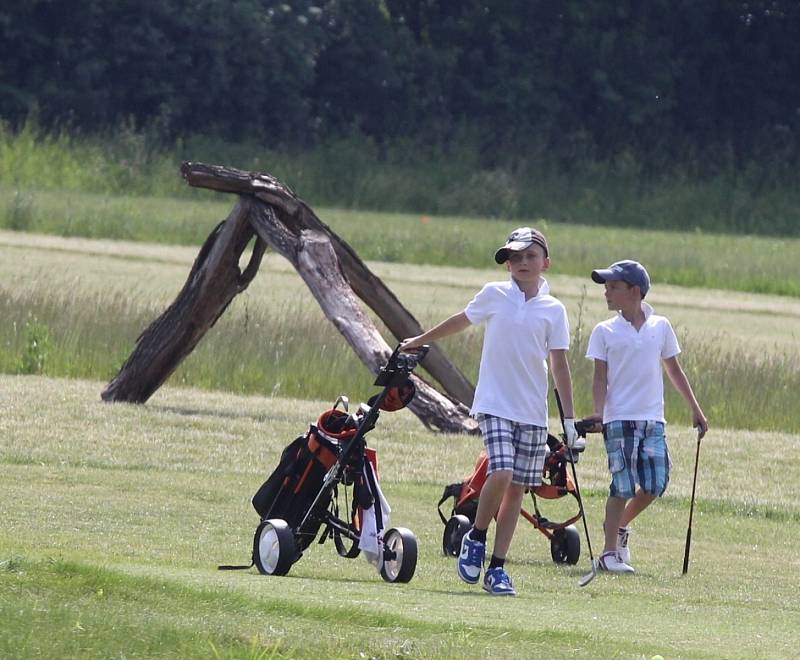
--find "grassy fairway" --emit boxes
[2,376,799,658]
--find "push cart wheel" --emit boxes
[253,519,298,576]
[550,525,581,565]
[380,527,418,583]
[442,514,471,557]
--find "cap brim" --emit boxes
[591,269,614,284]
[494,240,534,264]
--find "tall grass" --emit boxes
[0,284,378,401]
[1,270,797,433]
[2,120,799,238]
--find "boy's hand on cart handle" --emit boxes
[400,336,423,351]
[576,415,603,436]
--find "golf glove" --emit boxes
[563,418,582,449]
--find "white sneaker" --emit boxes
[617,527,631,564]
[597,551,635,574]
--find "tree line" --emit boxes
[2,1,799,173]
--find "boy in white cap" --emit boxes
[401,227,580,595]
[586,260,708,573]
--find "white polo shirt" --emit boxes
[464,277,570,427]
[585,302,680,423]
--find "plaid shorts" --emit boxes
[603,420,671,498]
[477,414,548,487]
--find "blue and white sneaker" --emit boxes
[483,567,516,596]
[457,530,485,584]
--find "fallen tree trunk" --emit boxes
[248,204,477,433]
[102,162,478,433]
[180,161,476,407]
[101,198,265,403]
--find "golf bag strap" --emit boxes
[324,490,360,558]
[436,500,448,525]
[437,482,463,525]
[333,526,361,558]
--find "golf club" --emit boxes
[554,389,597,587]
[682,427,703,575]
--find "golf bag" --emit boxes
[251,406,380,554]
[221,345,426,583]
[438,423,593,565]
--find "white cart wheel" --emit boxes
[380,527,418,583]
[253,519,297,576]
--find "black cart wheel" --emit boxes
[253,519,298,576]
[442,514,471,557]
[550,525,581,565]
[380,527,418,583]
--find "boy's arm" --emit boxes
[663,356,709,438]
[591,359,608,423]
[400,311,471,350]
[549,349,575,418]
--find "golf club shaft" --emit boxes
[554,389,596,569]
[682,431,702,574]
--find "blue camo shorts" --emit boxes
[477,414,548,487]
[603,420,671,498]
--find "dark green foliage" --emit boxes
[2,2,799,161]
[2,1,799,230]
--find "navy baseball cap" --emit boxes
[591,260,651,296]
[494,227,549,264]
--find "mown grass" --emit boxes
[1,375,799,658]
[3,187,799,298]
[2,231,798,433]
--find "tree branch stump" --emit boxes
[101,197,265,403]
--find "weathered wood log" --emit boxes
[101,198,266,403]
[102,161,478,433]
[180,161,476,407]
[249,204,477,433]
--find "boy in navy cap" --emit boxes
[402,227,579,595]
[586,260,708,573]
